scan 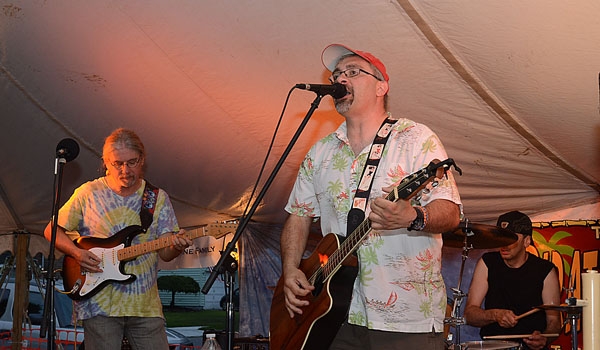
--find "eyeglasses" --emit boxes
[329,68,383,83]
[110,157,141,170]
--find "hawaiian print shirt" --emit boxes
[285,117,462,333]
[57,178,179,321]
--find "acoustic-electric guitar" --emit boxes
[269,158,460,350]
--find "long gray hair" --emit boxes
[101,128,146,173]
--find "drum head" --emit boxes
[460,340,520,349]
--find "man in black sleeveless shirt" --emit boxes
[464,211,561,350]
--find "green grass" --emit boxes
[163,308,239,331]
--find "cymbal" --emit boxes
[535,304,583,312]
[442,222,517,249]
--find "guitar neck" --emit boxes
[117,223,237,261]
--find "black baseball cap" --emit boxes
[496,211,532,236]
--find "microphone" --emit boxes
[56,138,80,162]
[295,83,347,99]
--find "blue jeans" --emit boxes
[82,316,169,350]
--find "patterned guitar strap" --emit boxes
[140,180,159,231]
[346,114,397,236]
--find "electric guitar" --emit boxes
[269,158,461,350]
[62,222,238,300]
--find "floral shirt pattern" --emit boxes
[285,117,462,333]
[57,178,179,321]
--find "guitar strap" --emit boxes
[346,114,397,235]
[140,180,159,231]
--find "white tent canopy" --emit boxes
[1,0,598,250]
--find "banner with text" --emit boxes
[530,220,600,350]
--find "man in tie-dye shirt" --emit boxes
[44,128,192,350]
[279,44,462,349]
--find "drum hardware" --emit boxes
[442,222,518,249]
[535,303,583,350]
[443,220,518,349]
[532,270,583,350]
[459,340,521,349]
[443,221,472,349]
[483,333,559,340]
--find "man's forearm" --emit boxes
[543,315,562,344]
[422,199,461,233]
[464,305,499,327]
[280,215,311,273]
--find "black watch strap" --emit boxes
[408,206,426,231]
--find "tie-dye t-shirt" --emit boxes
[285,117,462,333]
[57,178,179,320]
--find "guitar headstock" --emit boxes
[205,222,239,239]
[425,158,462,179]
[389,158,461,202]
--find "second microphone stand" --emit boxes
[201,92,327,350]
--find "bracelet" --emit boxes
[408,206,428,231]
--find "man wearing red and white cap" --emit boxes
[279,44,463,349]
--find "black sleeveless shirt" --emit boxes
[480,251,555,340]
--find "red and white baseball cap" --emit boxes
[321,44,389,82]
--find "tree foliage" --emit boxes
[157,275,200,307]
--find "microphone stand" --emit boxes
[221,253,238,350]
[201,93,327,350]
[40,156,67,350]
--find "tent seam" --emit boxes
[394,0,600,193]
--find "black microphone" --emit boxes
[56,138,80,162]
[295,83,347,99]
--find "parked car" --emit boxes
[0,280,193,349]
[0,279,84,349]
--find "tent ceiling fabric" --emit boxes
[0,0,598,240]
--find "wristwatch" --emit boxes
[408,206,426,231]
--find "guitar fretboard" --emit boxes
[117,223,237,261]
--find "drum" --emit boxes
[460,340,521,349]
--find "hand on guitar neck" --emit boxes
[368,191,417,231]
[159,229,193,262]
